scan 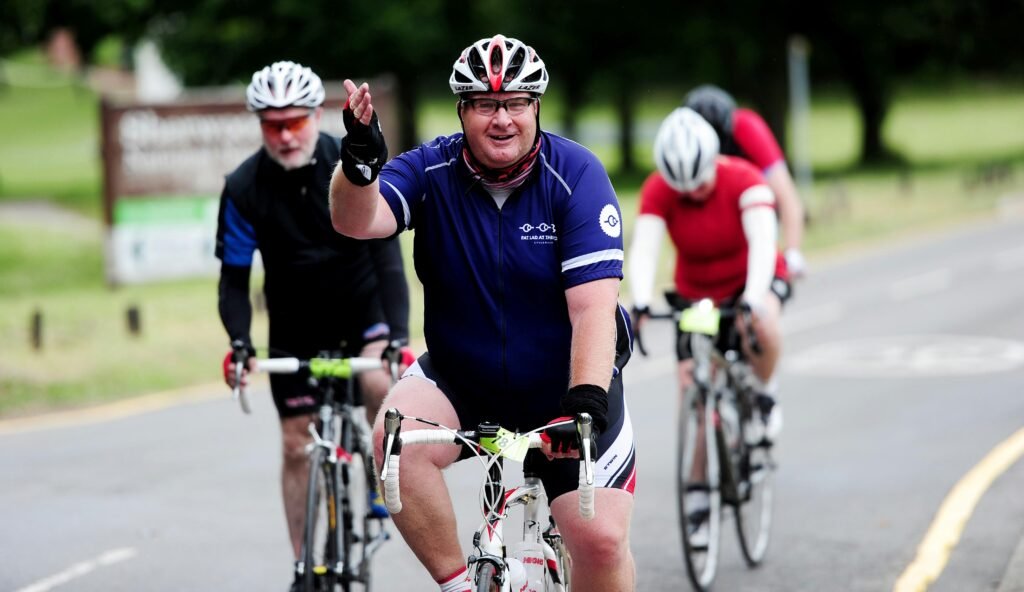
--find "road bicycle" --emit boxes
[636,295,776,591]
[379,408,597,592]
[232,343,394,591]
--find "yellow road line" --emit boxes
[894,427,1024,592]
[0,381,231,436]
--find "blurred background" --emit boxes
[1,0,1022,415]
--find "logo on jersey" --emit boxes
[520,221,557,244]
[599,204,621,238]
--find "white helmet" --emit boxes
[449,34,548,95]
[653,107,720,192]
[246,61,325,111]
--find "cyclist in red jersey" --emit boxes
[685,84,808,278]
[628,106,789,545]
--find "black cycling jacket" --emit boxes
[215,133,409,351]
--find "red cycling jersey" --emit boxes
[731,108,785,174]
[638,156,787,302]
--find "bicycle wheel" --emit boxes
[734,419,775,566]
[302,445,342,592]
[677,384,722,592]
[475,561,501,592]
[347,446,378,591]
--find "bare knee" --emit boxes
[554,492,633,569]
[371,379,461,472]
[281,416,313,468]
[569,519,630,568]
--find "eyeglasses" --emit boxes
[259,112,313,135]
[460,97,537,116]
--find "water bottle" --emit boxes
[505,557,527,591]
[508,541,545,592]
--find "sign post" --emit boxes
[100,79,397,284]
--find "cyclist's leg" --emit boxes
[370,357,465,584]
[675,328,713,545]
[272,372,321,559]
[677,358,708,481]
[551,488,635,591]
[742,291,783,384]
[543,388,637,591]
[349,292,391,425]
[356,335,389,425]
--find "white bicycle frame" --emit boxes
[380,410,595,591]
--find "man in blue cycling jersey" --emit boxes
[215,61,411,592]
[329,35,637,592]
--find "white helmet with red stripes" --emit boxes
[449,34,549,96]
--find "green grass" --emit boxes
[0,58,101,216]
[2,56,1023,417]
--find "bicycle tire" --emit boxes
[475,560,501,592]
[677,384,722,592]
[346,446,375,591]
[301,445,341,592]
[733,402,775,566]
[334,416,362,592]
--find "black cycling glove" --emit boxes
[340,104,388,186]
[541,383,608,455]
[561,383,609,434]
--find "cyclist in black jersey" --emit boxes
[214,61,411,591]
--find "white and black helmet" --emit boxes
[449,34,548,96]
[246,61,325,111]
[653,107,720,193]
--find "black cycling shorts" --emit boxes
[268,294,388,418]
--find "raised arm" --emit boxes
[329,79,398,239]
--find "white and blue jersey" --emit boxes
[379,131,630,427]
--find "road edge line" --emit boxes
[0,382,230,436]
[893,426,1024,592]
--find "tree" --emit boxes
[0,0,152,63]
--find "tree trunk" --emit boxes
[396,74,419,152]
[615,70,635,173]
[854,80,889,164]
[828,29,892,164]
[560,74,585,141]
[759,49,790,154]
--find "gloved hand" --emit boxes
[222,340,255,388]
[631,305,651,356]
[540,416,580,457]
[784,247,807,279]
[630,304,650,330]
[340,91,388,186]
[540,384,608,459]
[381,339,416,376]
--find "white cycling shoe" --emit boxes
[684,491,711,550]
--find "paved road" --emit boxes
[2,217,1023,591]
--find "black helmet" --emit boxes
[683,84,736,141]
